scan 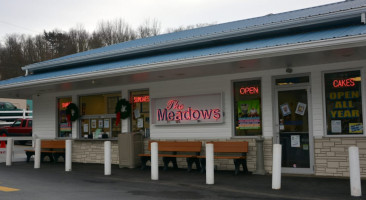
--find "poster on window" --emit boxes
[238,100,260,129]
[295,102,306,116]
[331,120,342,133]
[280,103,291,116]
[349,123,363,134]
[291,135,300,147]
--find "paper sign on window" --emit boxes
[295,102,306,116]
[280,103,291,116]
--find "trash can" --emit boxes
[118,132,144,168]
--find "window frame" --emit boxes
[78,91,122,139]
[322,68,366,137]
[129,89,150,137]
[56,96,72,138]
[231,77,263,138]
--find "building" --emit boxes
[0,0,366,177]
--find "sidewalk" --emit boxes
[0,162,364,200]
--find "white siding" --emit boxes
[31,60,366,140]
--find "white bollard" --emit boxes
[206,143,214,185]
[151,142,159,180]
[65,140,72,172]
[104,141,111,175]
[6,138,13,166]
[272,144,282,190]
[34,139,41,169]
[349,146,362,197]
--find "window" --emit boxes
[324,70,363,135]
[5,102,15,110]
[57,97,72,138]
[79,93,121,139]
[233,80,262,136]
[130,90,150,137]
[22,120,27,127]
[27,120,32,127]
[12,120,21,127]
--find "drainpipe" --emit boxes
[362,13,365,24]
[25,69,29,76]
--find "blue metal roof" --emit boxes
[2,24,366,87]
[24,0,366,71]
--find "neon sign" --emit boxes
[157,99,221,121]
[133,96,150,103]
[240,86,259,95]
[151,93,223,125]
[333,79,355,88]
[61,102,71,108]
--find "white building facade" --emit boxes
[1,0,366,177]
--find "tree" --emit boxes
[44,29,77,58]
[69,24,89,53]
[165,23,215,33]
[95,19,136,46]
[0,35,25,79]
[137,18,161,38]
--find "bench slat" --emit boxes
[148,141,202,152]
[208,141,248,153]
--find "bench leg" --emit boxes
[140,156,150,170]
[200,158,206,173]
[234,159,249,175]
[162,157,178,171]
[186,157,201,172]
[25,152,34,162]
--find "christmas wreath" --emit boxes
[115,99,131,126]
[66,103,80,125]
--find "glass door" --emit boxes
[275,86,313,174]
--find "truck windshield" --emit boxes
[5,103,15,110]
[12,120,21,127]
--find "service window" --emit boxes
[130,90,150,137]
[233,80,262,136]
[79,93,121,139]
[324,70,363,135]
[57,97,72,137]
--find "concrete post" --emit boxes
[254,137,265,175]
[104,141,111,175]
[349,146,362,197]
[34,139,41,169]
[272,144,282,190]
[206,143,214,185]
[6,138,13,166]
[151,142,159,180]
[65,140,72,172]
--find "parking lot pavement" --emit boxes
[0,162,365,200]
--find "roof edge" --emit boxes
[6,34,365,91]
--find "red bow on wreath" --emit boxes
[115,99,131,126]
[116,112,121,126]
[67,113,71,126]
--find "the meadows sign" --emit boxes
[151,93,223,125]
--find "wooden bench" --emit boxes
[198,141,249,175]
[138,141,202,171]
[25,140,66,163]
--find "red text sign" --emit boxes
[151,93,223,125]
[240,86,259,95]
[333,79,355,88]
[133,96,150,103]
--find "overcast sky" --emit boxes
[0,0,342,43]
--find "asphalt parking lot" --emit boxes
[0,162,365,200]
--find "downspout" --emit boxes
[24,69,29,76]
[362,13,366,24]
